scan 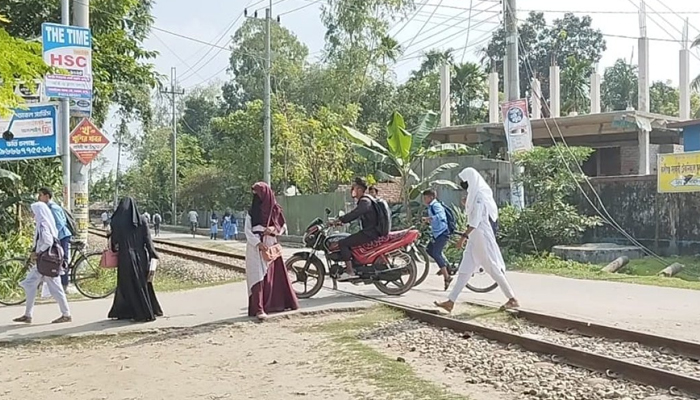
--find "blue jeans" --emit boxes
[426,231,450,269]
[59,237,71,287]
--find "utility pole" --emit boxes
[113,130,122,209]
[160,67,184,225]
[504,0,519,102]
[70,0,90,243]
[60,0,71,209]
[263,3,272,184]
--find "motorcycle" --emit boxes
[285,208,420,299]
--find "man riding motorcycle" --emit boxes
[331,177,381,281]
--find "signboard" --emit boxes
[41,23,92,101]
[657,151,700,193]
[70,98,92,118]
[0,103,58,161]
[69,118,109,165]
[501,99,533,154]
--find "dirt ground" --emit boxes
[0,315,360,400]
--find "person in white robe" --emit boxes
[13,202,72,324]
[434,167,520,312]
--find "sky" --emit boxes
[99,0,700,174]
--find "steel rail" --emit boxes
[88,227,700,396]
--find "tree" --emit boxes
[344,111,468,220]
[179,165,229,211]
[0,15,50,117]
[650,81,679,116]
[225,18,309,111]
[180,83,224,160]
[560,56,591,114]
[601,59,637,111]
[451,62,488,125]
[1,0,160,126]
[481,12,606,104]
[498,146,601,253]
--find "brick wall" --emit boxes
[620,144,682,175]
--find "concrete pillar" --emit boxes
[637,3,650,112]
[639,129,651,175]
[549,65,561,118]
[530,78,542,119]
[489,72,499,123]
[590,66,601,114]
[680,19,690,120]
[503,61,509,101]
[439,63,450,127]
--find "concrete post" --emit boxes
[590,66,601,114]
[637,3,650,113]
[549,65,561,117]
[60,0,71,211]
[439,63,451,127]
[70,0,89,243]
[638,130,651,175]
[680,19,690,120]
[488,71,499,123]
[530,78,541,119]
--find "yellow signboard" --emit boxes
[657,151,700,193]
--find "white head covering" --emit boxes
[457,167,499,222]
[31,201,58,243]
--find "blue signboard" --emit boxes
[41,23,93,101]
[0,104,59,161]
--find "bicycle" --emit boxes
[0,240,117,306]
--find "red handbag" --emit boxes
[261,215,282,264]
[100,240,118,269]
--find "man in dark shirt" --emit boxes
[335,177,380,281]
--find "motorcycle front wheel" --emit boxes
[374,251,417,296]
[285,254,326,299]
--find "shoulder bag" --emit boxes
[100,237,119,269]
[37,238,65,277]
[260,214,283,264]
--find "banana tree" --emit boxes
[344,111,472,221]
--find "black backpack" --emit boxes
[61,206,78,236]
[363,195,390,237]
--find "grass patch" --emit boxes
[509,253,700,290]
[307,306,468,400]
[152,274,242,292]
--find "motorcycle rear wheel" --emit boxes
[411,244,431,287]
[374,251,417,296]
[285,254,326,299]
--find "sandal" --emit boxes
[443,276,453,291]
[434,300,454,313]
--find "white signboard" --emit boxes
[41,23,93,101]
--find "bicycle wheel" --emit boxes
[72,251,117,299]
[0,257,29,306]
[411,244,431,287]
[465,267,499,293]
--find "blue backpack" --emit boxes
[431,201,456,235]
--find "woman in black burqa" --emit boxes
[108,197,163,322]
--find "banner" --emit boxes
[501,98,533,154]
[657,151,700,193]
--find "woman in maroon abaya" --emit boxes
[244,182,299,320]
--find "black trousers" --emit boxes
[339,231,378,261]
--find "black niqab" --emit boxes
[249,194,264,227]
[111,197,143,232]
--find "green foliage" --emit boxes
[560,56,591,114]
[0,17,49,117]
[601,59,638,111]
[482,12,606,103]
[497,146,602,253]
[0,0,160,125]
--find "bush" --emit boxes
[0,226,33,260]
[498,146,601,253]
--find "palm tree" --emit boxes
[560,56,592,114]
[451,62,488,124]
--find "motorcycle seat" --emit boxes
[356,229,412,250]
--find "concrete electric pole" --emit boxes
[504,0,519,102]
[160,67,185,225]
[60,0,71,210]
[70,0,90,242]
[263,4,272,184]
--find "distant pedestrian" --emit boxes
[222,210,234,240]
[245,182,299,320]
[37,187,72,292]
[188,209,199,232]
[434,168,519,313]
[210,212,219,240]
[422,189,452,290]
[101,211,109,229]
[108,197,163,322]
[13,202,72,324]
[153,212,162,237]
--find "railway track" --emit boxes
[87,227,700,397]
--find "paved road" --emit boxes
[155,231,700,343]
[2,230,698,344]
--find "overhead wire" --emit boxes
[503,1,668,264]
